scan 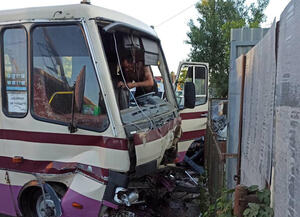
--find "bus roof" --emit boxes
[0,3,157,37]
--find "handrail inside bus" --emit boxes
[49,91,73,105]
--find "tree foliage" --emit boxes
[186,0,269,97]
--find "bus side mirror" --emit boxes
[184,82,195,109]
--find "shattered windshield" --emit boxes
[98,24,176,132]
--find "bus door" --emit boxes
[175,62,209,162]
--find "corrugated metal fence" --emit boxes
[228,0,300,216]
[227,28,269,189]
[240,20,277,189]
[273,1,300,216]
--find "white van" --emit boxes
[0,2,208,217]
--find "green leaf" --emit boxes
[225,188,235,194]
[243,208,250,216]
[248,185,259,192]
[264,206,274,216]
[257,191,265,202]
[217,201,223,209]
[256,189,271,205]
[186,0,269,97]
[250,210,259,217]
[248,203,259,210]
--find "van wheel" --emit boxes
[20,184,65,217]
[35,192,57,217]
[22,187,57,217]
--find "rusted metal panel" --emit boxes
[273,0,300,216]
[236,55,246,185]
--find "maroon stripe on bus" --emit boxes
[179,129,206,142]
[133,117,181,145]
[180,111,208,120]
[0,129,128,150]
[0,156,108,183]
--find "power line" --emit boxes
[154,1,198,28]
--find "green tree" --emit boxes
[186,0,269,97]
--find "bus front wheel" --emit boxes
[20,183,66,217]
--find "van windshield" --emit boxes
[98,24,176,133]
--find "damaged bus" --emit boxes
[0,2,208,217]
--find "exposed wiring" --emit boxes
[131,122,143,131]
[112,33,155,130]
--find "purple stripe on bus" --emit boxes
[0,129,128,150]
[61,189,102,217]
[0,183,22,216]
[0,182,103,217]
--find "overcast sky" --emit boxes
[1,0,291,72]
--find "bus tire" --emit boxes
[19,183,66,217]
[19,186,42,217]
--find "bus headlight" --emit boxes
[114,187,139,206]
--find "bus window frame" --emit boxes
[29,21,110,133]
[193,64,208,106]
[1,25,29,118]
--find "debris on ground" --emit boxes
[211,100,228,140]
[108,138,208,217]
